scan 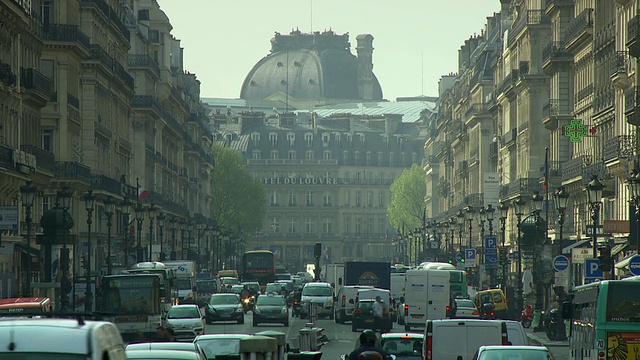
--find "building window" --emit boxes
[367,191,373,207]
[323,151,331,160]
[40,0,53,24]
[344,217,351,235]
[42,195,55,212]
[365,218,373,236]
[343,151,349,164]
[271,218,280,233]
[354,151,360,165]
[40,59,54,85]
[323,218,332,234]
[270,191,278,206]
[378,192,384,207]
[288,151,296,160]
[389,152,395,166]
[366,151,372,166]
[323,191,331,206]
[41,129,54,153]
[378,152,384,166]
[288,218,297,233]
[251,132,260,146]
[270,150,278,159]
[287,132,295,147]
[322,133,330,146]
[360,133,366,147]
[289,191,297,206]
[355,191,362,207]
[355,218,362,236]
[305,190,314,206]
[305,132,313,147]
[306,151,314,160]
[252,150,261,159]
[378,218,386,237]
[344,191,350,206]
[305,217,315,234]
[269,133,278,146]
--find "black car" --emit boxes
[205,294,244,324]
[352,299,392,332]
[253,293,289,327]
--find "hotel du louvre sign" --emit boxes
[262,176,341,185]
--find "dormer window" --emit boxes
[359,133,365,147]
[346,133,353,147]
[306,151,314,160]
[251,132,260,146]
[335,132,341,146]
[323,151,332,160]
[287,132,295,147]
[270,150,279,159]
[305,132,313,147]
[322,133,330,147]
[288,150,297,160]
[269,132,277,146]
[252,150,261,159]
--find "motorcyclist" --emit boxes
[348,330,387,360]
[240,285,250,300]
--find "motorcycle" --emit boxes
[292,300,301,317]
[521,304,533,328]
[544,308,565,341]
[242,296,255,314]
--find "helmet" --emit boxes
[359,329,377,345]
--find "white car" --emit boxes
[164,304,205,340]
[300,282,334,319]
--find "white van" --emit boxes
[404,268,450,331]
[0,318,127,359]
[334,285,374,324]
[423,319,508,360]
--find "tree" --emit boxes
[211,143,266,235]
[387,164,426,231]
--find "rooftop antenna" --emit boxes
[421,51,424,96]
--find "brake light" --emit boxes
[446,306,450,312]
[355,309,362,315]
[342,295,346,307]
[598,351,605,360]
[472,310,479,315]
[400,336,413,339]
[404,304,409,316]
[491,312,495,316]
[293,301,299,305]
[426,335,433,360]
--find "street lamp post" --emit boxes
[20,181,36,296]
[170,217,177,261]
[103,197,115,275]
[157,212,166,261]
[449,217,456,261]
[531,191,544,321]
[180,220,187,259]
[553,187,570,258]
[120,197,132,268]
[513,195,527,315]
[479,207,486,275]
[465,206,475,250]
[134,203,145,263]
[197,221,203,269]
[457,209,465,254]
[83,190,95,312]
[147,204,156,261]
[486,204,495,236]
[628,170,640,251]
[213,229,220,270]
[586,175,605,258]
[187,222,194,260]
[58,186,72,312]
[498,201,509,291]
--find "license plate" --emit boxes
[411,315,424,318]
[365,319,374,323]
[220,314,231,318]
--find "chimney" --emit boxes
[356,34,374,100]
[240,111,265,132]
[326,113,351,131]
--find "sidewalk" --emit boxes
[524,327,569,347]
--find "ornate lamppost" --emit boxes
[465,206,475,249]
[628,170,640,251]
[449,217,457,261]
[134,203,145,263]
[513,195,527,314]
[83,189,95,312]
[553,187,570,257]
[157,212,166,261]
[197,220,203,269]
[58,186,73,312]
[486,204,495,236]
[120,197,132,267]
[479,207,486,272]
[147,204,156,261]
[20,181,36,296]
[170,217,177,261]
[498,201,509,289]
[457,209,465,253]
[103,197,115,275]
[531,190,544,321]
[586,175,605,258]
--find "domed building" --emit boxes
[240,29,383,107]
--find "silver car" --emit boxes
[300,282,334,319]
[164,304,205,340]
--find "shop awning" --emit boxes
[616,254,636,269]
[563,239,591,255]
[612,243,629,257]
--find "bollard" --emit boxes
[256,331,286,360]
[239,336,278,360]
[299,328,312,351]
[308,327,318,351]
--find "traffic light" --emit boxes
[460,254,465,263]
[499,248,508,266]
[597,245,613,272]
[314,242,322,258]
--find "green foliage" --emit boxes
[210,143,266,235]
[387,164,426,231]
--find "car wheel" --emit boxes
[253,320,258,327]
[238,317,244,324]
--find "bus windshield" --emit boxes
[103,276,161,315]
[607,281,640,322]
[177,278,192,291]
[244,253,274,269]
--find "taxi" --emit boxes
[253,293,288,327]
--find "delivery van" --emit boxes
[403,268,450,331]
[423,319,509,360]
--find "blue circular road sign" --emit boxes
[553,255,570,272]
[455,253,462,262]
[629,255,640,276]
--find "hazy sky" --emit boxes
[157,0,500,101]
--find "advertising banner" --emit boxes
[608,332,640,360]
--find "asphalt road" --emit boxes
[204,312,570,360]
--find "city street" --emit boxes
[203,312,570,360]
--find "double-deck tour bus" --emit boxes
[99,273,163,342]
[242,250,276,291]
[417,262,469,298]
[565,278,640,360]
[0,297,52,317]
[123,261,178,310]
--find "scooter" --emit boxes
[292,300,301,317]
[545,308,565,341]
[521,304,533,328]
[242,296,255,314]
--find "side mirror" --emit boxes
[349,299,354,304]
[338,278,343,285]
[561,301,572,320]
[340,354,348,360]
[399,297,405,303]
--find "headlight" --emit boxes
[326,299,334,306]
[235,306,243,312]
[281,307,288,314]
[254,307,262,314]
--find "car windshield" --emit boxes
[231,286,244,294]
[481,349,551,360]
[243,283,260,292]
[197,280,218,292]
[381,338,423,357]
[196,338,242,358]
[221,278,238,285]
[0,355,87,360]
[302,286,332,296]
[210,295,239,305]
[168,306,200,319]
[266,284,283,292]
[257,296,285,306]
[456,300,476,308]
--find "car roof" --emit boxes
[170,304,200,309]
[381,333,424,339]
[480,345,548,351]
[126,342,198,351]
[195,334,252,341]
[126,349,201,359]
[304,282,330,286]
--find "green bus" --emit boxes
[418,262,468,298]
[566,278,640,360]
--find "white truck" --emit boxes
[322,263,345,295]
[403,268,450,331]
[163,261,196,301]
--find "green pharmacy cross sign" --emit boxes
[564,119,596,143]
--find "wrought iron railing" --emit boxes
[566,8,594,45]
[562,155,592,181]
[41,23,91,51]
[67,93,80,109]
[21,145,54,173]
[20,68,52,97]
[128,54,160,78]
[603,135,635,162]
[500,178,541,198]
[80,0,130,40]
[54,161,91,182]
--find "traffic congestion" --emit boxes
[2,249,624,359]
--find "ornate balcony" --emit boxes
[41,23,91,53]
[489,142,498,160]
[562,155,592,182]
[128,54,160,79]
[20,68,53,105]
[542,42,573,75]
[21,145,54,173]
[88,45,134,89]
[0,61,15,86]
[91,174,122,195]
[500,178,540,199]
[80,0,130,41]
[604,135,635,163]
[625,87,640,126]
[614,0,631,6]
[611,51,630,90]
[628,15,640,58]
[54,161,92,183]
[566,8,594,53]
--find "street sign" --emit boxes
[455,253,462,262]
[553,255,570,272]
[585,258,603,279]
[485,236,498,249]
[465,249,477,267]
[586,225,606,236]
[485,251,498,269]
[629,255,640,276]
[572,248,592,264]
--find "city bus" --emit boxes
[99,273,163,342]
[565,278,640,360]
[241,250,276,290]
[123,261,178,311]
[0,297,52,317]
[417,262,468,298]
